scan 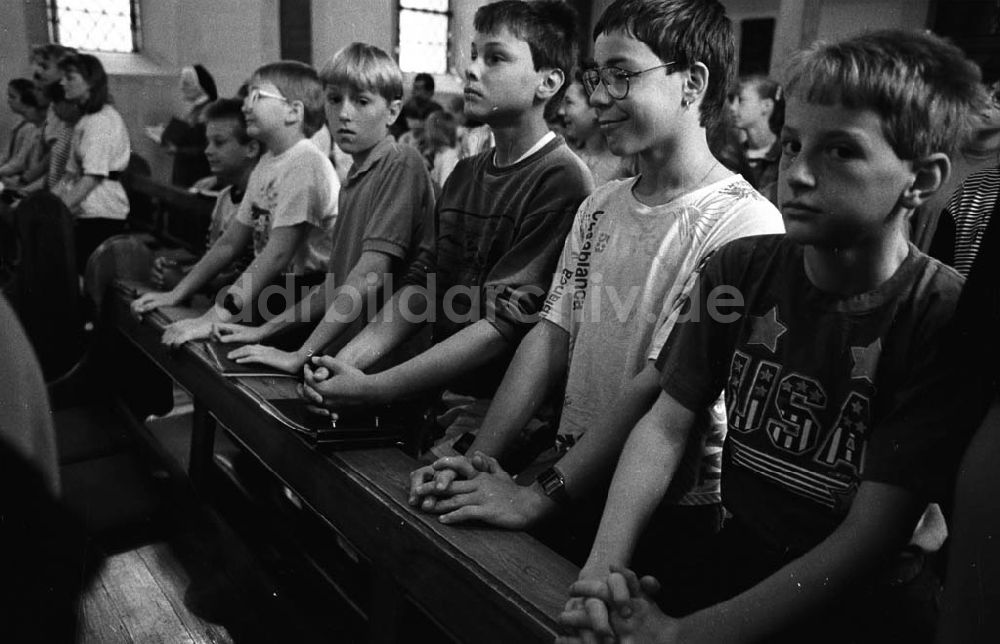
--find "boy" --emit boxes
[211,43,436,374]
[149,98,260,293]
[408,0,782,565]
[560,29,985,642]
[301,1,592,437]
[132,61,340,347]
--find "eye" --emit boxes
[827,145,860,160]
[780,137,800,156]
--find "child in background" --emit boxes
[52,54,131,273]
[562,29,986,643]
[0,79,45,186]
[558,67,627,186]
[150,98,260,292]
[730,74,784,200]
[132,61,339,348]
[212,42,435,375]
[300,0,592,441]
[423,110,460,191]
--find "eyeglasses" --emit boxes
[245,87,288,105]
[581,62,677,100]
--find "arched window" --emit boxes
[47,0,142,53]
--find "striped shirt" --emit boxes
[946,165,1000,276]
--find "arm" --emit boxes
[581,391,697,578]
[468,319,570,456]
[133,220,252,312]
[222,251,394,372]
[334,283,430,370]
[54,175,101,212]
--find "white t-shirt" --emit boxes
[540,174,784,504]
[234,138,340,274]
[64,104,131,220]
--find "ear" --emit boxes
[535,67,565,104]
[682,62,710,107]
[245,139,262,159]
[386,98,403,127]
[900,152,950,209]
[284,99,305,126]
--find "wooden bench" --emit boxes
[109,280,578,643]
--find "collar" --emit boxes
[347,135,396,182]
[495,130,557,167]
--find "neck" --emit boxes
[744,122,776,151]
[634,130,728,205]
[802,223,910,295]
[351,136,385,168]
[261,129,302,156]
[490,110,550,167]
[582,130,607,156]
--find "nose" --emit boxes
[587,82,611,110]
[465,59,482,82]
[780,150,814,194]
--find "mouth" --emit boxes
[337,128,355,136]
[598,118,627,129]
[463,88,483,99]
[781,202,822,218]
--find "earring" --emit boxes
[681,96,691,109]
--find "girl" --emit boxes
[0,79,45,185]
[53,53,131,273]
[729,75,785,200]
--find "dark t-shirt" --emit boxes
[421,136,592,397]
[657,235,966,553]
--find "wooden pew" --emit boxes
[109,280,579,643]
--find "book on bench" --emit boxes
[256,398,405,450]
[204,341,299,379]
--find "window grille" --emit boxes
[47,0,141,54]
[398,0,450,74]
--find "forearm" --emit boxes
[585,394,695,574]
[172,240,243,301]
[469,320,569,457]
[371,319,511,401]
[19,152,50,184]
[58,174,101,211]
[336,285,428,369]
[680,483,923,643]
[557,362,662,500]
[223,229,300,311]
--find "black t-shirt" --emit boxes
[657,235,967,554]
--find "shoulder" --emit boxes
[704,233,790,279]
[380,141,430,174]
[908,249,965,312]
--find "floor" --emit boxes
[57,389,360,643]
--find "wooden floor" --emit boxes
[78,544,233,644]
[57,387,355,643]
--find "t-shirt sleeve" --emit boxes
[271,149,338,230]
[656,241,750,412]
[861,276,979,501]
[647,196,783,361]
[483,161,592,341]
[360,149,434,260]
[78,112,127,177]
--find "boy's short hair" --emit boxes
[253,61,326,136]
[319,42,404,104]
[204,98,253,145]
[414,72,435,93]
[741,74,785,135]
[784,29,988,160]
[58,53,110,115]
[594,0,735,136]
[31,43,75,65]
[474,0,579,119]
[8,78,41,110]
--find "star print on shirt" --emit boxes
[851,339,882,383]
[747,306,787,353]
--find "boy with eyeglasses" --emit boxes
[133,61,340,347]
[408,0,781,570]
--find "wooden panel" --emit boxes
[110,281,579,643]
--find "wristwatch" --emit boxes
[536,466,570,505]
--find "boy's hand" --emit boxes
[150,257,185,291]
[409,455,480,512]
[300,355,380,408]
[132,290,181,316]
[161,317,213,348]
[226,344,305,374]
[428,452,549,529]
[562,566,676,644]
[212,322,269,345]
